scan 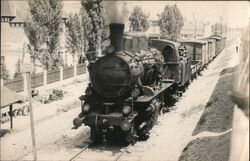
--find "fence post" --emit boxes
[43,70,47,86]
[60,66,63,81]
[74,54,77,77]
[85,61,89,75]
[74,63,77,77]
[1,78,3,87]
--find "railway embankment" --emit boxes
[179,65,238,161]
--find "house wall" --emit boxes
[1,22,27,77]
[1,19,74,78]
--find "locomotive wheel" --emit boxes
[126,126,138,144]
[153,102,160,125]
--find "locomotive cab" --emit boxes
[123,32,149,52]
[150,39,191,87]
[150,39,180,82]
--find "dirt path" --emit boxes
[0,75,90,160]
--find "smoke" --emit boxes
[102,1,129,25]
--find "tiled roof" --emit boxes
[1,0,16,17]
[1,86,24,108]
[10,1,29,23]
[4,0,73,23]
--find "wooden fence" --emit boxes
[3,76,24,92]
[47,68,60,84]
[2,63,86,92]
[77,63,86,75]
[63,66,74,79]
[31,72,44,88]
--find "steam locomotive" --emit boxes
[73,23,225,143]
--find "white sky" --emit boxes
[63,1,249,28]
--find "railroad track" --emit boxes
[68,142,94,161]
[68,142,133,161]
[113,143,133,161]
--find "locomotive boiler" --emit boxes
[73,23,188,143]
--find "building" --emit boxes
[211,23,227,36]
[180,21,211,39]
[145,19,212,40]
[1,0,75,78]
[147,20,161,35]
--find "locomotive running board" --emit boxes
[125,80,175,104]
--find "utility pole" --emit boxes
[194,19,197,39]
[203,22,205,38]
[21,56,37,161]
[26,70,37,161]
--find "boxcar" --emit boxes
[209,35,223,56]
[179,39,208,67]
[222,36,226,49]
[204,38,216,62]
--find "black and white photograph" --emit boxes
[0,0,249,161]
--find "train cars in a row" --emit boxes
[179,35,226,78]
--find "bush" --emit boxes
[1,60,10,80]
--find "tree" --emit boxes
[65,9,91,64]
[14,59,23,78]
[172,4,184,39]
[101,25,110,50]
[44,0,63,56]
[158,4,184,41]
[24,0,63,70]
[128,6,149,32]
[81,0,104,60]
[24,17,46,72]
[1,60,9,80]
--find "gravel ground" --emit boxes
[179,132,231,161]
[0,75,90,160]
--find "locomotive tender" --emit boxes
[73,23,225,143]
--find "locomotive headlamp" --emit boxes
[122,106,131,115]
[82,103,90,113]
[107,46,115,54]
[120,120,131,131]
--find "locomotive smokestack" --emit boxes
[109,23,124,52]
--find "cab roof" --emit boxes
[209,35,222,40]
[179,39,207,44]
[152,39,180,48]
